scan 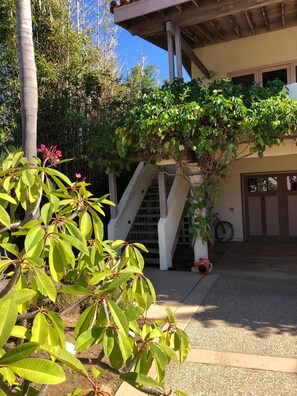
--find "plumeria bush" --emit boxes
[0,147,189,396]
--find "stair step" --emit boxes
[144,257,160,265]
[135,214,160,218]
[132,222,158,226]
[129,230,158,236]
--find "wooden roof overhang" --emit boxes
[111,0,297,78]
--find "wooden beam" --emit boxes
[191,0,199,6]
[281,2,285,28]
[114,0,190,23]
[182,26,203,46]
[194,25,216,44]
[129,0,284,36]
[209,20,226,41]
[227,15,241,37]
[181,37,211,78]
[261,6,270,30]
[245,10,256,34]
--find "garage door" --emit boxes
[243,173,297,241]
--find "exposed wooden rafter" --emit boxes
[281,2,285,28]
[191,0,199,7]
[194,24,216,44]
[245,10,256,34]
[127,0,285,36]
[181,26,203,47]
[227,15,241,37]
[209,20,226,41]
[261,6,270,30]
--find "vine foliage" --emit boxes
[106,78,297,243]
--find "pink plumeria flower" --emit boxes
[38,144,62,165]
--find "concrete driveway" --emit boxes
[116,243,297,396]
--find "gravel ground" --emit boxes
[165,362,297,396]
[185,274,297,358]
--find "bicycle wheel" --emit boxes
[215,221,234,243]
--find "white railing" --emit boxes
[108,162,156,241]
[158,174,190,270]
[285,83,297,100]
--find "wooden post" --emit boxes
[174,25,183,78]
[166,21,175,83]
[158,166,168,218]
[108,166,118,219]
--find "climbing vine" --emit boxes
[105,78,297,243]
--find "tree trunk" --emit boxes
[16,0,38,161]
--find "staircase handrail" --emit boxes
[108,162,156,241]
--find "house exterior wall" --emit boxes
[192,26,297,80]
[214,141,297,241]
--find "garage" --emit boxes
[243,172,297,241]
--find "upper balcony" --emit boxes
[111,0,297,79]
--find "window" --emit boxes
[287,176,297,191]
[229,61,297,86]
[248,176,278,193]
[262,68,287,86]
[231,73,255,86]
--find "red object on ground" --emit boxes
[194,258,213,274]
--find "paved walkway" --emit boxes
[115,244,297,396]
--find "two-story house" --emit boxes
[108,0,297,270]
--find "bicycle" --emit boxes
[212,213,234,243]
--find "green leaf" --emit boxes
[41,345,87,378]
[0,193,17,204]
[0,299,18,347]
[59,285,92,296]
[131,243,149,253]
[0,367,16,386]
[49,242,65,282]
[100,272,131,292]
[103,328,114,357]
[11,325,28,339]
[174,390,189,396]
[74,305,97,339]
[31,313,49,345]
[8,358,66,384]
[41,203,54,226]
[118,331,133,363]
[35,267,57,303]
[59,233,88,255]
[0,342,39,365]
[150,343,167,371]
[120,372,161,389]
[25,226,45,255]
[157,343,178,363]
[0,289,36,308]
[0,242,19,256]
[109,340,123,370]
[108,300,129,336]
[75,328,104,351]
[79,211,93,240]
[22,170,35,187]
[0,205,11,228]
[125,305,144,322]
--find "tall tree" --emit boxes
[16,0,37,160]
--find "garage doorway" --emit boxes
[242,173,297,241]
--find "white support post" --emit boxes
[166,22,175,83]
[174,25,183,79]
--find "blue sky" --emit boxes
[117,28,190,84]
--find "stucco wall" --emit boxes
[213,141,297,241]
[192,26,297,80]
